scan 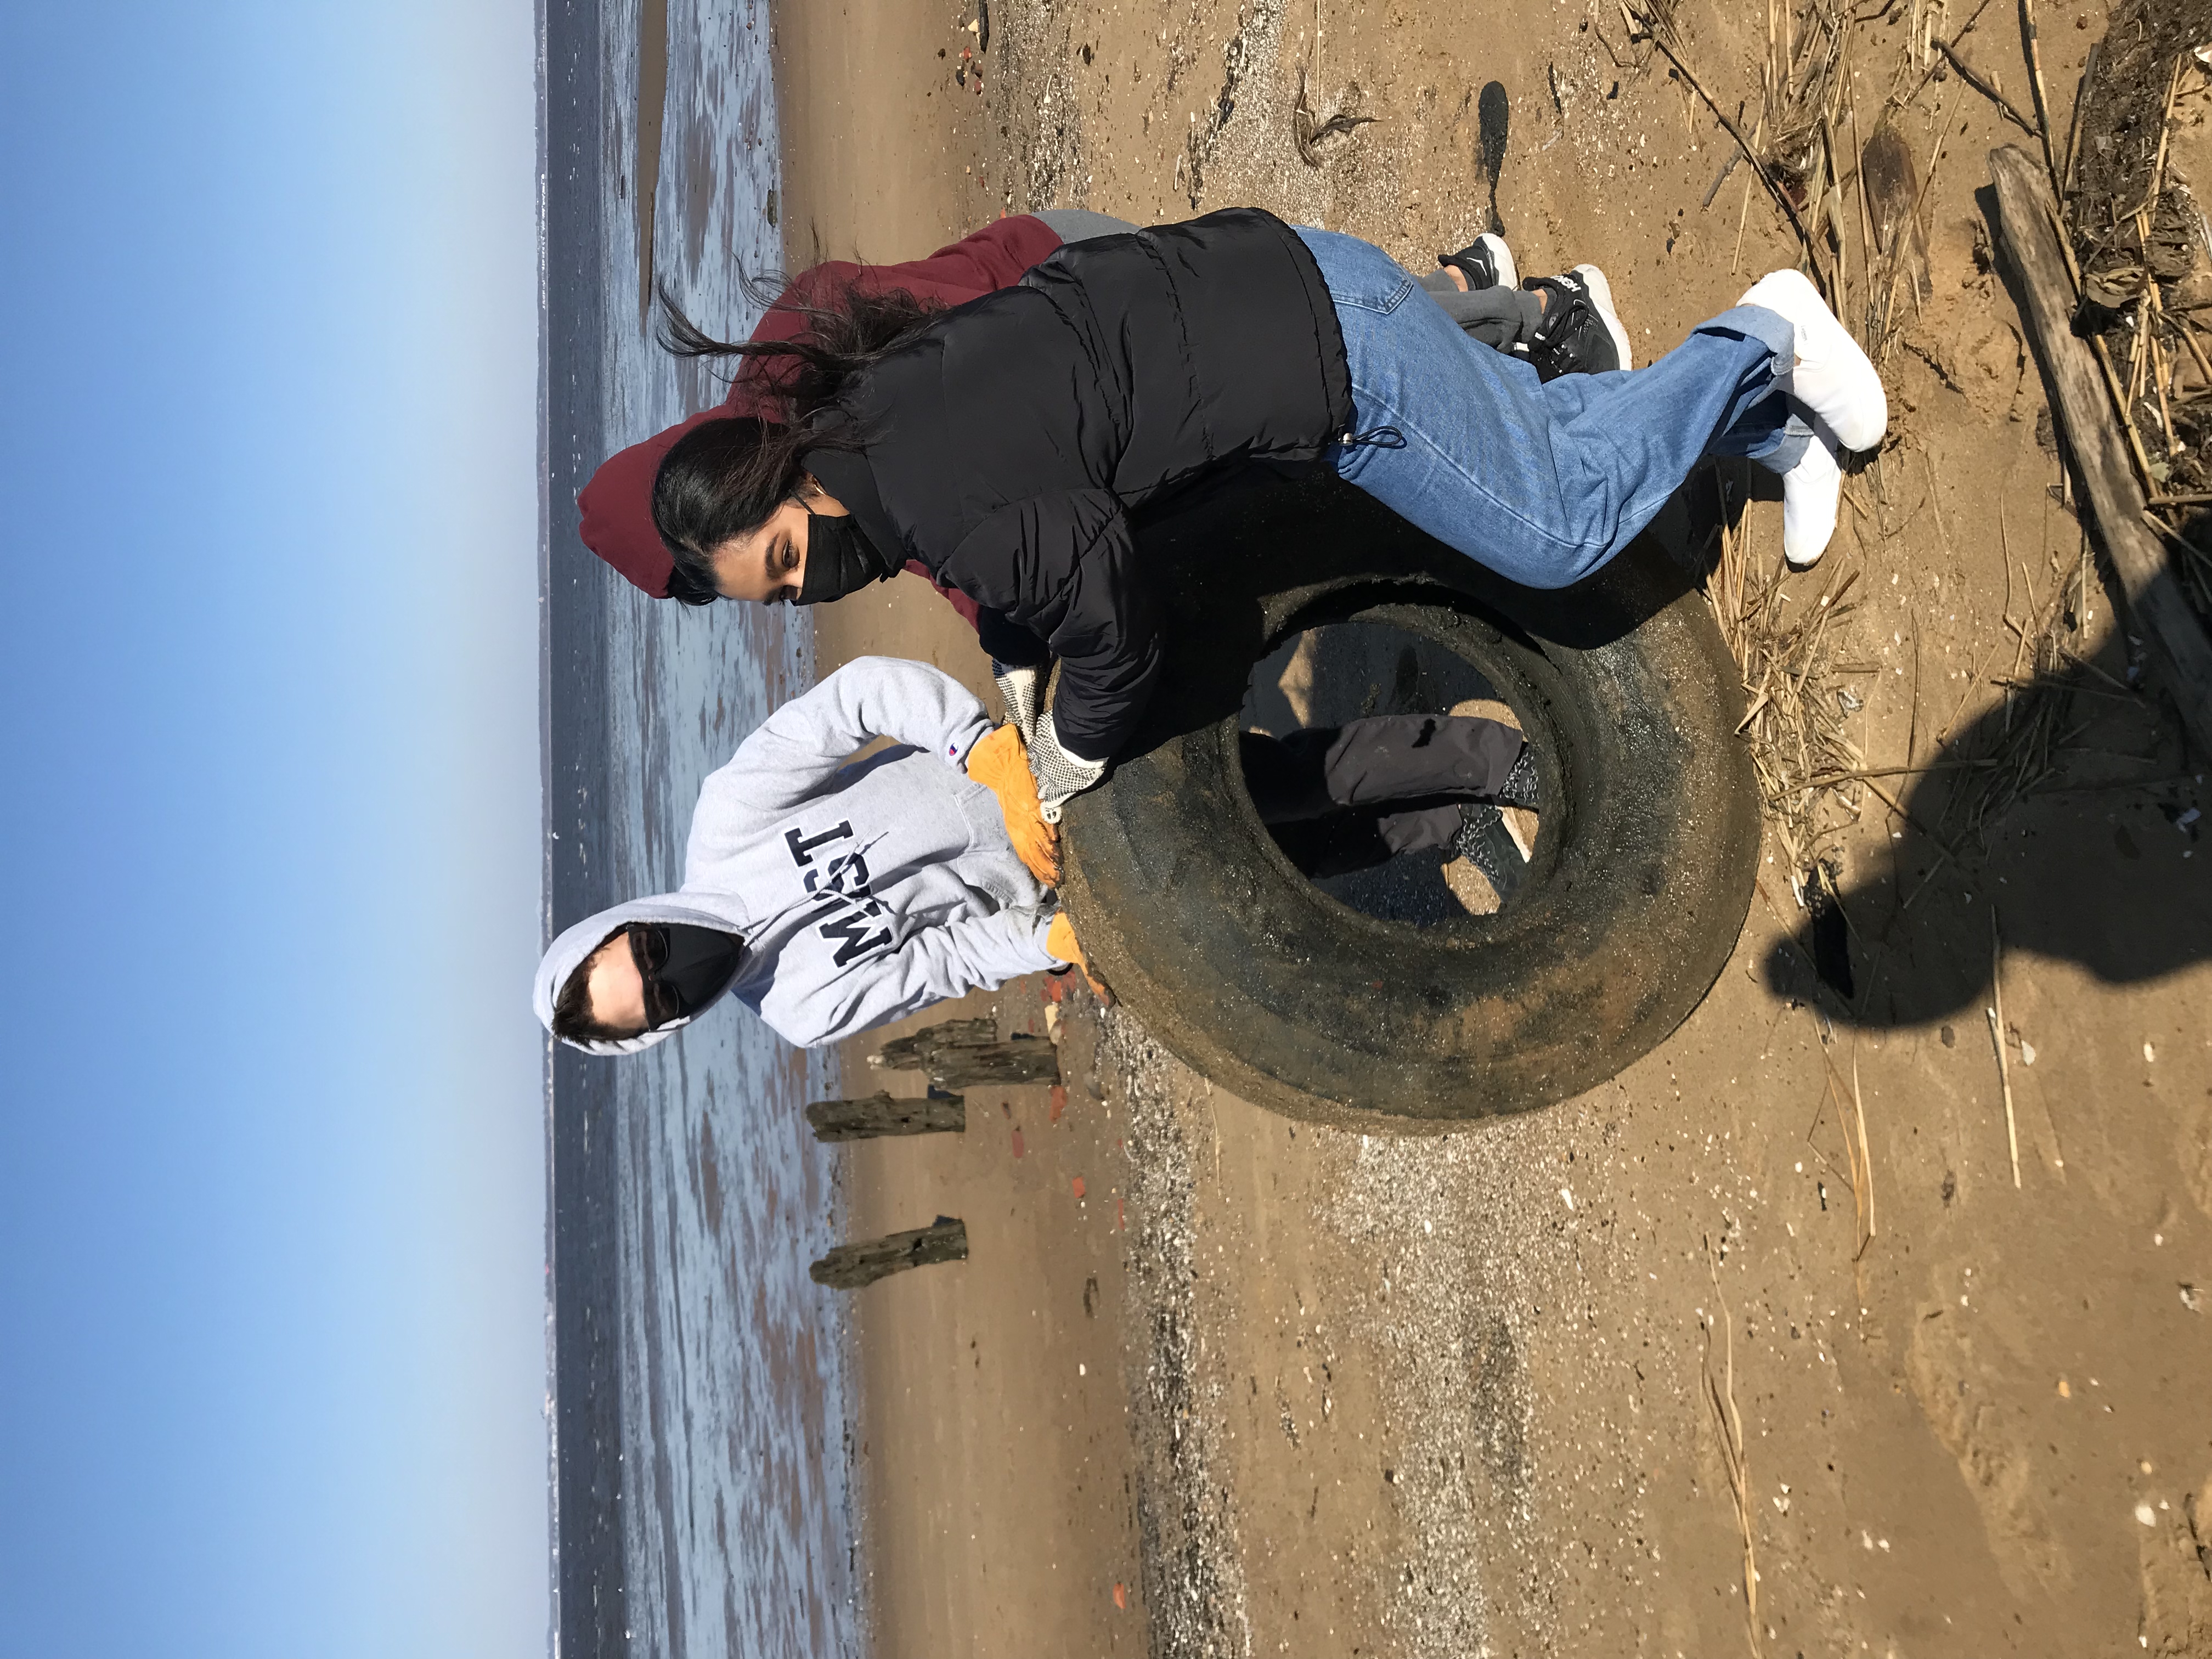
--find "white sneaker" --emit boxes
[1474,233,1518,291]
[1780,431,1842,569]
[1738,269,1887,453]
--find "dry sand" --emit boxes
[772,1,2212,1652]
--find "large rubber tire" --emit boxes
[1060,471,1760,1131]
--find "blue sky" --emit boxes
[0,3,545,1655]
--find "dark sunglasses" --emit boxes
[626,921,744,1030]
[627,923,679,1029]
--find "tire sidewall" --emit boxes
[1062,476,1759,1128]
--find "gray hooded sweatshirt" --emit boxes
[533,657,1060,1054]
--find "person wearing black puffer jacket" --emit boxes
[649,208,1885,820]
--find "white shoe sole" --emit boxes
[1500,805,1539,861]
[1780,431,1842,569]
[1474,233,1518,292]
[1739,268,1887,452]
[1571,263,1633,371]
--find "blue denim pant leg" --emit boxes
[1295,227,1809,590]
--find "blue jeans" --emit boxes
[1297,228,1810,590]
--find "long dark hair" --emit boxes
[652,276,941,606]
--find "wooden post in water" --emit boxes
[803,1089,966,1142]
[809,1217,968,1290]
[804,1018,1054,1291]
[870,1017,1061,1089]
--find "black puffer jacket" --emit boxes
[805,208,1353,761]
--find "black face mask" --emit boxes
[628,922,745,1030]
[795,510,893,606]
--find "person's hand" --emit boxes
[992,659,1044,746]
[1045,912,1113,1006]
[965,723,1059,884]
[1028,712,1108,825]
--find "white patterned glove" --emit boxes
[991,659,1044,746]
[1028,710,1108,824]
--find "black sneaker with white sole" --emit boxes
[1453,803,1528,902]
[1436,232,1517,292]
[1520,264,1633,381]
[1494,743,1540,810]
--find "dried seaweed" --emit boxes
[2063,1,2212,624]
[1706,471,1870,900]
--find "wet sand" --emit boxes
[774,4,1159,1649]
[776,0,2212,1652]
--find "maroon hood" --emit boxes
[576,214,1065,601]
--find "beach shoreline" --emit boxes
[771,8,1163,1646]
[544,3,850,1653]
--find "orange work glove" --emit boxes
[966,722,1059,884]
[1045,912,1114,1006]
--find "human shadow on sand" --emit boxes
[1756,573,2208,1029]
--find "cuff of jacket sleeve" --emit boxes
[941,713,995,772]
[1025,909,1064,971]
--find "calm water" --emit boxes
[543,2,858,1654]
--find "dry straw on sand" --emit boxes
[1688,0,2190,941]
[1706,493,1870,909]
[2068,22,2212,620]
[1701,1235,1762,1657]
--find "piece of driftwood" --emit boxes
[804,1090,966,1142]
[876,1014,996,1052]
[809,1217,967,1290]
[870,1017,1062,1088]
[1989,144,2212,753]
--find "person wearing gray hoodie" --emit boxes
[534,656,1076,1054]
[535,655,1538,1055]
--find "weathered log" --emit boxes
[808,1217,968,1290]
[870,1018,1061,1088]
[803,1090,966,1142]
[871,1015,995,1061]
[1989,144,2212,753]
[919,1037,1060,1088]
